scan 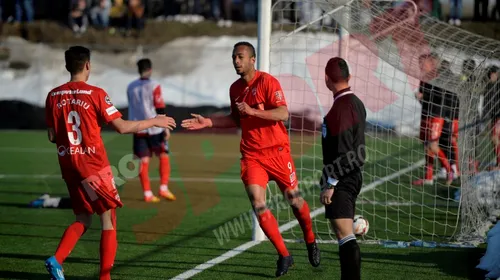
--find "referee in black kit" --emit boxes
[319,57,366,280]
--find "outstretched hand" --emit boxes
[155,115,177,130]
[181,113,212,130]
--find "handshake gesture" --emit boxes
[181,114,213,130]
[154,114,177,130]
[151,113,213,132]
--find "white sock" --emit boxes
[43,197,61,208]
[451,164,458,173]
[144,190,153,197]
[160,185,168,192]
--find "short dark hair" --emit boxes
[487,65,499,79]
[233,42,256,58]
[325,57,350,83]
[65,46,90,75]
[137,58,152,74]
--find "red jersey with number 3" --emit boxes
[45,81,122,180]
[229,71,289,159]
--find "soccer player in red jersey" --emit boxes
[127,58,176,202]
[181,42,320,277]
[44,46,176,280]
[413,53,453,186]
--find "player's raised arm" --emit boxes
[110,115,176,134]
[96,89,176,134]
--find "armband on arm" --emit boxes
[156,108,166,115]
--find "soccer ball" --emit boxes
[353,215,369,236]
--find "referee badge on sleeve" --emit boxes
[322,123,327,138]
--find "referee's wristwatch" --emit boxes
[323,177,339,190]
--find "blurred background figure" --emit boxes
[491,0,500,20]
[474,0,489,20]
[212,0,232,27]
[449,0,463,25]
[69,0,89,36]
[299,1,322,30]
[127,0,145,36]
[90,0,111,29]
[15,0,34,25]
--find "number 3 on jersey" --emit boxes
[67,110,82,145]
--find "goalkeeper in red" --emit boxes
[44,46,176,280]
[181,42,320,277]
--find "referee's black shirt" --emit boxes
[321,87,367,180]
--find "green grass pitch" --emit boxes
[0,130,484,279]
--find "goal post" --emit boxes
[252,0,273,242]
[250,0,500,246]
[252,0,348,242]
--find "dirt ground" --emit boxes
[0,20,267,52]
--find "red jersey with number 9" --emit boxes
[45,81,122,181]
[229,71,290,159]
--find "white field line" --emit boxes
[169,159,425,280]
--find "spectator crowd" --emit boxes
[1,0,500,36]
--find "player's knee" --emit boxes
[100,210,115,230]
[252,201,268,215]
[76,214,92,229]
[286,191,304,209]
[140,157,150,163]
[330,219,354,240]
[158,152,168,158]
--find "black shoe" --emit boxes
[307,241,321,267]
[275,255,294,277]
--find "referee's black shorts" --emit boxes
[321,171,363,220]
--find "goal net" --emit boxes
[261,0,500,245]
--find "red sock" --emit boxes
[100,230,117,280]
[292,201,315,244]
[54,221,86,264]
[100,210,117,280]
[258,210,289,257]
[437,148,451,172]
[425,153,434,180]
[452,138,460,173]
[139,160,151,193]
[159,155,170,186]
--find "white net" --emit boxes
[263,0,500,245]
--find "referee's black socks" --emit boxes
[338,234,361,280]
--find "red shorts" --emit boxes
[452,119,459,138]
[420,117,444,142]
[492,119,500,139]
[64,170,123,215]
[240,152,298,192]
